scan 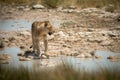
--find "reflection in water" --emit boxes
[0,47,120,71]
[0,47,32,68]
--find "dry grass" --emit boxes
[76,0,119,7]
[0,0,120,9]
[0,63,120,80]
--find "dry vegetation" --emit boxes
[0,63,120,80]
[0,0,120,9]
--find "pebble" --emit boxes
[19,57,31,61]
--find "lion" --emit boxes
[31,21,55,57]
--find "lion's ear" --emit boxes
[44,21,50,27]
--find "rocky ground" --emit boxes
[0,4,120,62]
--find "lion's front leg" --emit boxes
[35,38,40,55]
[43,37,50,59]
[32,36,36,52]
[44,37,48,55]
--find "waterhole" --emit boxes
[0,19,120,72]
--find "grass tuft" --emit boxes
[0,63,120,80]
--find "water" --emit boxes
[61,51,120,71]
[0,19,60,31]
[0,47,120,71]
[0,19,32,31]
[0,47,32,68]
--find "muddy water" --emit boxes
[0,19,120,71]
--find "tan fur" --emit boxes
[31,21,55,55]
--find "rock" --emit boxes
[84,53,92,58]
[23,8,31,11]
[19,31,31,36]
[75,10,80,13]
[103,4,115,12]
[40,54,49,59]
[95,55,102,59]
[110,26,120,30]
[47,51,58,57]
[61,9,75,13]
[79,8,100,13]
[50,54,58,57]
[17,6,25,10]
[99,30,109,36]
[67,9,75,13]
[3,38,9,43]
[60,48,71,56]
[0,54,11,60]
[28,56,34,59]
[62,44,71,48]
[70,51,80,56]
[32,4,45,9]
[87,28,95,32]
[76,52,93,58]
[116,15,120,22]
[61,9,68,13]
[17,51,24,56]
[109,59,120,62]
[79,7,118,19]
[57,31,66,36]
[68,6,77,9]
[41,55,47,59]
[100,40,112,46]
[78,32,85,38]
[76,54,85,58]
[57,7,63,11]
[6,10,14,14]
[55,31,68,40]
[19,57,31,61]
[20,45,26,49]
[0,40,4,48]
[108,31,119,37]
[90,51,95,56]
[107,55,120,59]
[87,38,103,43]
[0,60,9,64]
[87,33,107,43]
[107,55,120,62]
[8,37,15,41]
